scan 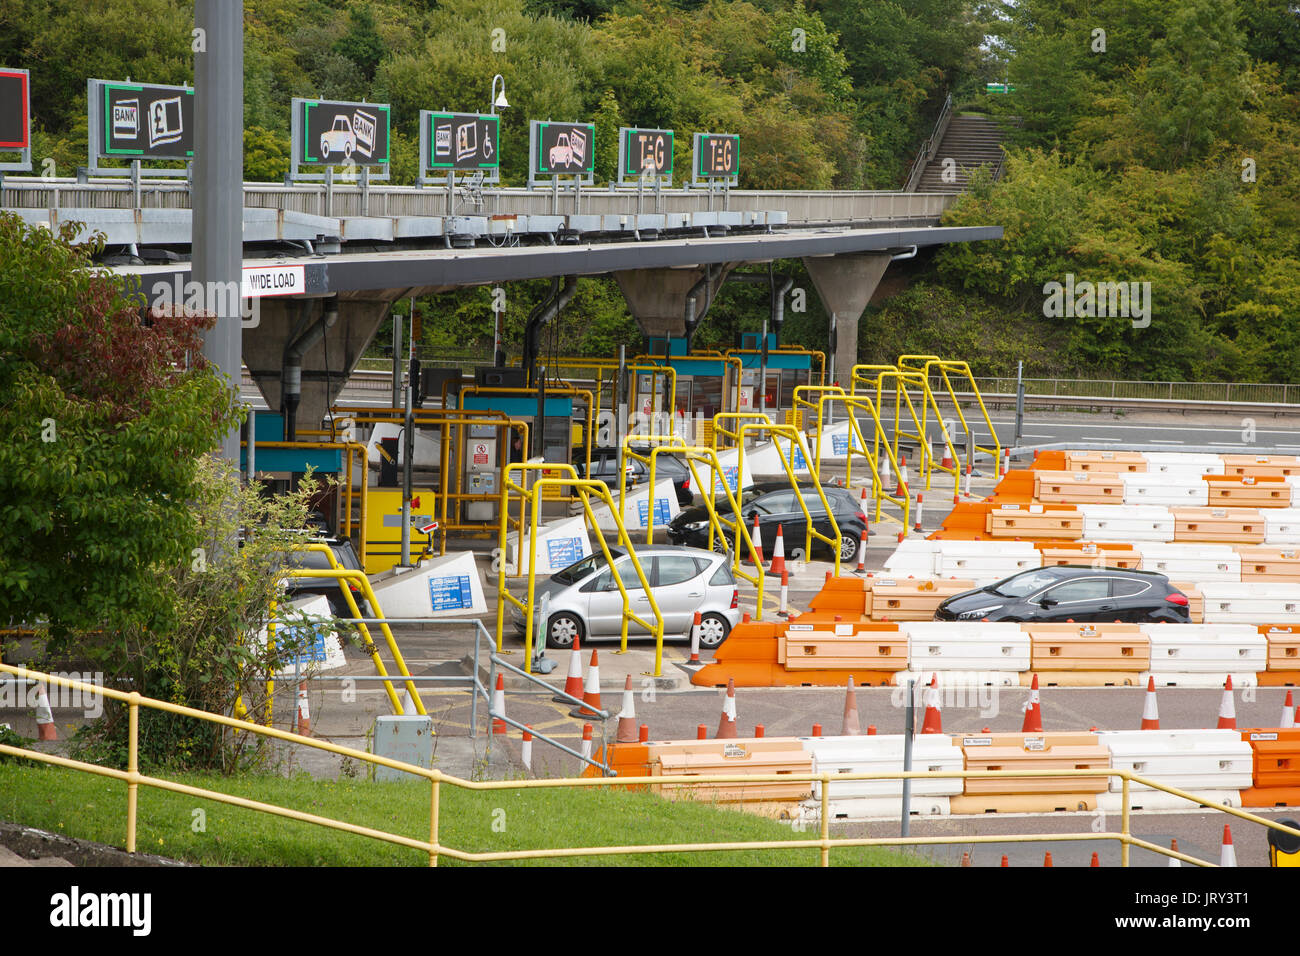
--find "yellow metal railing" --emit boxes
[5,665,1300,867]
[494,462,665,674]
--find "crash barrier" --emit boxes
[870,578,979,621]
[13,665,1300,864]
[803,735,964,818]
[1241,728,1300,808]
[1096,730,1253,811]
[952,732,1110,814]
[693,605,1300,688]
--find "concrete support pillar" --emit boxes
[802,252,892,387]
[613,265,733,340]
[244,297,392,430]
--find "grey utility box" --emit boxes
[372,714,434,781]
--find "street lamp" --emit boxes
[490,74,509,116]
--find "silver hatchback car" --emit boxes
[511,545,742,649]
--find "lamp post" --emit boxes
[490,74,508,116]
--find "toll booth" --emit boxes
[640,337,740,443]
[726,334,824,418]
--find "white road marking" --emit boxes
[1148,439,1183,444]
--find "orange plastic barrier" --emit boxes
[1221,454,1300,479]
[781,621,906,671]
[987,505,1083,540]
[989,469,1035,504]
[807,574,870,618]
[1240,728,1300,808]
[1236,546,1300,582]
[1064,450,1146,473]
[1037,542,1139,569]
[649,738,814,803]
[1172,507,1267,543]
[1169,581,1204,623]
[1029,450,1068,471]
[870,578,978,621]
[690,616,898,688]
[1258,625,1300,686]
[1034,470,1125,504]
[952,732,1109,814]
[930,501,997,539]
[1205,475,1291,508]
[1024,623,1150,673]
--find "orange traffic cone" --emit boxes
[778,566,790,617]
[1216,676,1237,729]
[1043,852,1053,867]
[960,851,972,867]
[921,675,943,734]
[716,677,738,739]
[492,673,507,734]
[35,683,57,741]
[750,512,764,567]
[521,725,533,771]
[770,523,786,577]
[687,611,703,664]
[570,650,602,718]
[914,493,924,533]
[1021,673,1043,733]
[1169,838,1181,867]
[841,676,861,736]
[1140,676,1160,730]
[296,681,311,737]
[616,675,638,742]
[554,634,584,703]
[1281,690,1295,729]
[1090,852,1100,867]
[1001,855,1009,867]
[894,456,908,497]
[941,446,955,470]
[1220,825,1237,867]
[580,723,594,762]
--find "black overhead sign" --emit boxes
[0,69,30,150]
[94,80,194,160]
[533,121,595,176]
[424,112,500,171]
[620,127,673,177]
[298,98,392,166]
[694,132,740,179]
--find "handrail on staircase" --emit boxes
[903,91,953,192]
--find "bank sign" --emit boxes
[92,79,194,160]
[297,98,391,166]
[423,111,500,172]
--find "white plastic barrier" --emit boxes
[704,445,755,497]
[882,539,939,577]
[367,550,488,617]
[505,515,592,576]
[1097,729,1253,795]
[901,622,1031,672]
[260,594,348,678]
[1141,672,1260,688]
[589,479,680,533]
[1143,623,1267,675]
[1144,452,1224,476]
[813,421,866,464]
[1136,543,1242,582]
[1078,504,1175,542]
[749,437,815,477]
[931,540,1040,582]
[1264,508,1300,545]
[800,735,963,818]
[1198,582,1300,623]
[1122,474,1209,506]
[890,670,1022,687]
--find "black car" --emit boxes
[574,446,694,506]
[666,482,867,563]
[275,536,371,619]
[933,566,1191,624]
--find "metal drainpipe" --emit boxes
[281,296,339,442]
[521,276,576,387]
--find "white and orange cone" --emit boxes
[921,675,943,734]
[687,611,702,664]
[715,677,738,739]
[35,683,57,741]
[895,456,909,497]
[841,676,861,736]
[1220,824,1237,867]
[963,463,973,498]
[1021,673,1043,733]
[554,635,585,703]
[856,528,868,573]
[580,723,594,762]
[296,682,311,737]
[1281,690,1295,729]
[778,566,790,617]
[880,453,892,489]
[770,523,786,577]
[750,512,764,567]
[492,673,507,735]
[1169,838,1181,867]
[521,725,533,771]
[914,493,924,533]
[1216,676,1237,729]
[570,649,602,718]
[616,675,638,743]
[1141,676,1160,730]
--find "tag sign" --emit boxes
[788,624,814,632]
[1023,738,1046,752]
[1250,732,1279,741]
[878,579,896,587]
[963,737,992,747]
[834,623,853,636]
[1029,505,1044,514]
[722,744,747,758]
[1003,504,1021,511]
[1073,473,1087,481]
[1212,509,1227,517]
[1100,451,1114,459]
[242,264,306,298]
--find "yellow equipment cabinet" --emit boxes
[362,488,440,574]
